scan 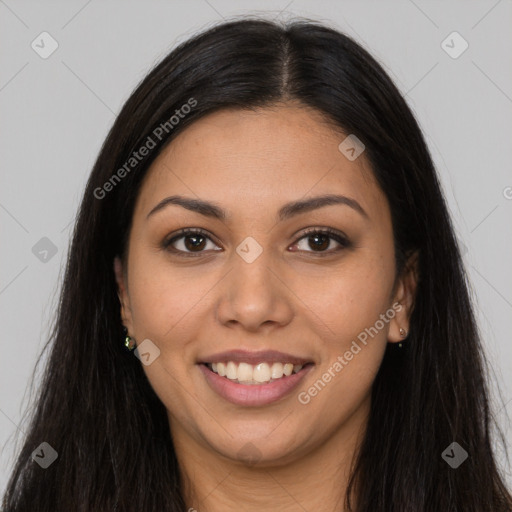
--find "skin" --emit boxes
[115,102,418,512]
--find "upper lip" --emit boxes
[198,349,313,366]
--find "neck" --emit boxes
[170,398,369,512]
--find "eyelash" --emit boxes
[162,227,351,258]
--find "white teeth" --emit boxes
[226,361,237,380]
[253,363,271,383]
[208,361,305,384]
[271,362,284,379]
[237,362,253,382]
[217,362,226,377]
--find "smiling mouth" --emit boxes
[203,361,314,385]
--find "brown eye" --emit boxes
[183,234,207,251]
[290,228,350,254]
[307,233,330,251]
[164,229,222,255]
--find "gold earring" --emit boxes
[123,326,136,351]
[398,327,408,348]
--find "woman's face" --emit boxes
[115,102,415,466]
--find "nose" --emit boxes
[215,249,294,334]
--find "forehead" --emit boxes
[135,103,387,221]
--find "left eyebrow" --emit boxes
[146,193,369,222]
[277,194,369,221]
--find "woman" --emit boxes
[2,18,511,512]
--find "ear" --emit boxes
[114,256,134,334]
[388,250,419,343]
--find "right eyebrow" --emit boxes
[146,196,226,221]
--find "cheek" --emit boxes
[125,251,207,421]
[127,249,216,342]
[295,248,394,405]
[301,254,395,343]
[296,264,391,421]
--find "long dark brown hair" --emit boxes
[2,17,511,511]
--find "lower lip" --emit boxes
[199,363,314,407]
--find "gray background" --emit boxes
[1,0,511,496]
